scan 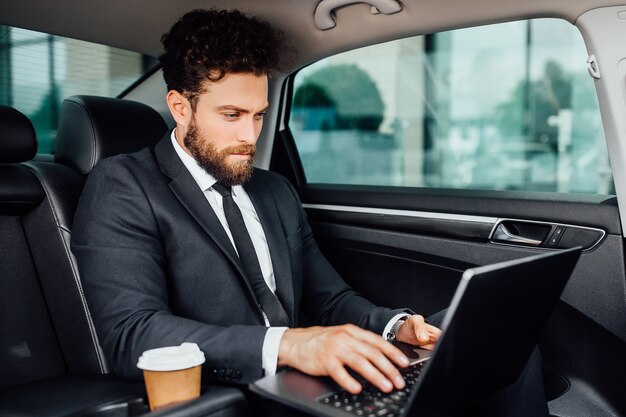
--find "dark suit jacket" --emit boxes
[72,133,408,384]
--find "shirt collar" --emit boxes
[170,129,241,196]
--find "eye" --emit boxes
[254,112,267,121]
[223,113,239,121]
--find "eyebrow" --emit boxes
[217,104,270,114]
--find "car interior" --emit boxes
[0,0,625,416]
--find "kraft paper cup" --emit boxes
[137,342,206,410]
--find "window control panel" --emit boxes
[547,226,566,247]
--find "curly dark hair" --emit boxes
[160,9,285,107]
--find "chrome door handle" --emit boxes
[492,223,542,246]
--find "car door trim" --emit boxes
[304,204,606,251]
[302,203,498,224]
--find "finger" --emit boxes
[327,359,362,394]
[426,324,442,346]
[344,355,396,393]
[343,325,409,368]
[363,347,407,390]
[407,315,430,343]
[427,324,442,338]
[341,339,408,392]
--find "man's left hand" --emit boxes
[395,315,442,350]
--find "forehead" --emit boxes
[198,73,269,107]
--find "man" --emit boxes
[72,9,547,416]
[73,8,438,396]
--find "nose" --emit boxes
[238,116,259,145]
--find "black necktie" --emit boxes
[212,182,289,326]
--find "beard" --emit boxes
[183,119,256,186]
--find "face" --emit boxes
[177,73,269,186]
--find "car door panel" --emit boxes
[272,126,626,416]
[303,191,626,330]
[298,186,626,417]
[268,12,626,415]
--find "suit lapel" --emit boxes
[154,135,262,312]
[245,177,296,324]
[154,133,295,325]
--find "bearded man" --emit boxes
[72,9,549,417]
[73,8,439,394]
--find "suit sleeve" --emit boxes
[72,159,267,384]
[276,176,413,335]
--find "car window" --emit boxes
[290,18,613,195]
[0,26,156,154]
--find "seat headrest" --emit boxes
[0,106,37,163]
[55,95,169,175]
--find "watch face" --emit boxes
[388,319,406,341]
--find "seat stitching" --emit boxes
[27,164,108,373]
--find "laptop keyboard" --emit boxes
[318,361,425,417]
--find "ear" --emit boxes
[166,90,192,129]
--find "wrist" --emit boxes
[263,327,288,376]
[278,328,296,368]
[386,316,409,342]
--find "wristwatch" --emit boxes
[386,317,408,342]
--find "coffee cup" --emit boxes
[137,342,206,410]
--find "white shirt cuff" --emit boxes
[262,327,289,376]
[383,313,411,340]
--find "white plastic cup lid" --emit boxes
[137,342,206,371]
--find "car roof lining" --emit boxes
[1,0,625,73]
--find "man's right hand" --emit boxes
[277,325,410,394]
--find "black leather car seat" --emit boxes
[53,95,169,176]
[0,105,147,416]
[0,100,246,416]
[14,95,170,380]
[0,105,58,388]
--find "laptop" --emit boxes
[250,247,582,417]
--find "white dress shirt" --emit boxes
[170,130,406,376]
[171,131,286,375]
